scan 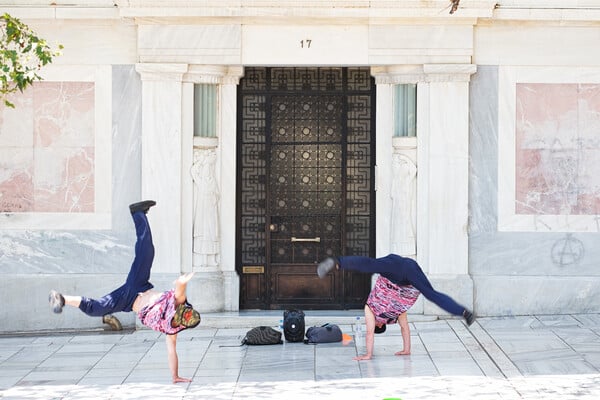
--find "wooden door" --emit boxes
[237,67,375,310]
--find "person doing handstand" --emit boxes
[317,254,475,361]
[48,200,201,383]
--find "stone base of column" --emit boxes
[186,271,226,312]
[423,274,474,316]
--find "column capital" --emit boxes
[423,63,477,82]
[184,65,244,85]
[135,63,188,82]
[371,64,477,84]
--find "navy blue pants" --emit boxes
[78,211,155,317]
[338,254,466,316]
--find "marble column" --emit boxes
[420,64,476,314]
[372,66,422,312]
[371,65,423,260]
[219,67,243,311]
[136,63,188,274]
[182,65,243,311]
[372,64,476,315]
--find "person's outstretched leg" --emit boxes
[79,201,156,315]
[124,203,156,292]
[318,254,413,278]
[316,254,475,326]
[405,263,474,325]
[49,201,157,317]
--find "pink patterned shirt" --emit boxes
[137,289,186,335]
[366,275,420,326]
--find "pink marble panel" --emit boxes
[34,82,95,148]
[33,147,95,212]
[0,148,34,212]
[516,83,600,215]
[0,81,96,213]
[0,91,34,147]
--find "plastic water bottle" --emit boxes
[279,319,285,345]
[354,316,362,339]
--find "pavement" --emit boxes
[1,311,599,400]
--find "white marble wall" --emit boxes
[1,1,599,332]
[0,65,144,331]
[469,66,600,316]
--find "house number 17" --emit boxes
[300,39,312,48]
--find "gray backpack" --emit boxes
[304,323,343,344]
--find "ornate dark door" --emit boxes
[237,67,375,310]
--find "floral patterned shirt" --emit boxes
[137,289,186,335]
[366,275,420,326]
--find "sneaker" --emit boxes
[463,309,475,326]
[129,200,156,214]
[317,257,338,279]
[102,314,123,331]
[49,290,65,314]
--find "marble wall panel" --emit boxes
[515,83,600,216]
[0,65,142,275]
[242,25,368,65]
[498,67,600,232]
[369,25,473,65]
[474,276,600,316]
[469,66,600,316]
[0,82,95,213]
[138,25,241,64]
[474,25,600,67]
[28,21,138,65]
[0,65,143,332]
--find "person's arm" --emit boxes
[165,334,192,383]
[173,272,195,305]
[394,312,411,356]
[353,305,376,361]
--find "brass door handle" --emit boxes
[291,237,321,243]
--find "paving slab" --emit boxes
[1,313,599,399]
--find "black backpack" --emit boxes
[242,326,283,345]
[283,309,305,342]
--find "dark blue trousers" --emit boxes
[78,211,155,317]
[338,254,466,316]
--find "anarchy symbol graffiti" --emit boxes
[551,234,584,267]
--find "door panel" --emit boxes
[237,67,375,310]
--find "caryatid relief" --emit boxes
[391,153,417,256]
[191,148,220,267]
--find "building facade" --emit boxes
[1,0,599,332]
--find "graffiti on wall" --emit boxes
[515,83,600,216]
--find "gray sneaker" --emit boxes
[463,309,475,326]
[317,257,338,278]
[49,290,65,314]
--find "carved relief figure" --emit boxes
[391,153,417,256]
[191,148,220,267]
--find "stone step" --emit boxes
[199,310,439,328]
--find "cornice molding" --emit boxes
[135,63,188,81]
[184,65,244,84]
[371,64,477,84]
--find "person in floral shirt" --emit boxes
[49,200,201,383]
[317,254,474,360]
